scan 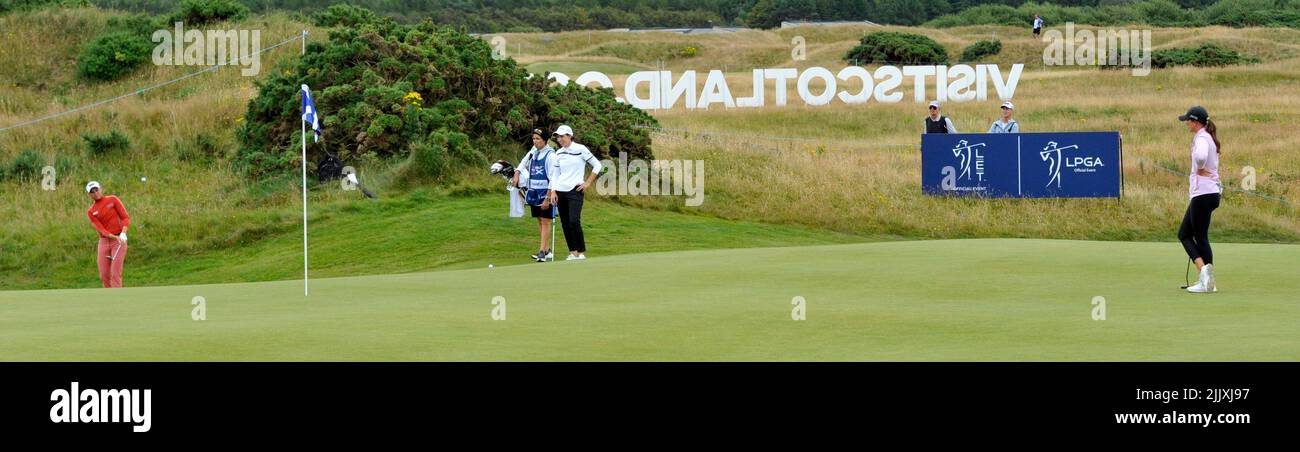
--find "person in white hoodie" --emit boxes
[1177,106,1222,293]
[547,125,603,260]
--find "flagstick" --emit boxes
[301,30,309,297]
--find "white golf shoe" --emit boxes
[1187,265,1216,293]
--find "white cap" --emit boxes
[85,181,101,193]
[928,100,940,109]
[1000,100,1015,110]
[553,125,574,137]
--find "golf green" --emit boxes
[2,239,1296,361]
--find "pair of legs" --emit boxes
[529,203,554,260]
[556,190,587,256]
[536,217,553,254]
[96,236,127,288]
[1178,193,1220,272]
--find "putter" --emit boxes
[549,203,557,262]
[1180,258,1191,289]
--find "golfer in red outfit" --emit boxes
[85,181,130,288]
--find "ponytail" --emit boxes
[1205,119,1221,154]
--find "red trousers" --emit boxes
[96,236,128,288]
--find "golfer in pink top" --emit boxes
[1176,106,1222,293]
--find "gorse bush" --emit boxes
[960,39,1003,62]
[1151,42,1260,67]
[82,130,131,154]
[171,0,249,25]
[844,31,949,65]
[236,8,657,180]
[75,1,238,83]
[76,32,153,81]
[312,3,378,28]
[4,149,45,182]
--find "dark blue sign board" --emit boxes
[921,132,1122,198]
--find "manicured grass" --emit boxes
[2,239,1296,361]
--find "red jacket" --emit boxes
[87,195,130,237]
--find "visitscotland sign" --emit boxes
[547,64,1024,110]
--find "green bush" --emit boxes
[1151,42,1260,67]
[82,130,131,155]
[236,8,658,180]
[176,133,224,162]
[313,3,380,28]
[960,39,1002,62]
[171,0,249,25]
[844,31,949,65]
[926,4,1026,27]
[6,149,45,182]
[399,140,448,183]
[1134,0,1196,26]
[76,32,153,81]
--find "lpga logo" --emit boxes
[1040,141,1103,188]
[151,22,262,76]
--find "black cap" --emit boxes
[1179,106,1208,123]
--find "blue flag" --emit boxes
[301,84,321,142]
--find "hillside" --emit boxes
[1,7,1298,291]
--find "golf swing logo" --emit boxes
[952,139,986,182]
[1040,141,1103,188]
[1040,141,1073,188]
[49,382,152,432]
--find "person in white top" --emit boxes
[988,101,1019,133]
[547,125,603,260]
[1032,14,1043,37]
[1177,106,1222,293]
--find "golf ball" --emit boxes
[140,177,147,182]
[488,264,494,268]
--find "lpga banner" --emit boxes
[921,132,1122,198]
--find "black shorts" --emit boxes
[530,204,555,219]
[1033,27,1041,35]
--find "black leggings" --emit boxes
[1178,193,1220,265]
[557,190,586,253]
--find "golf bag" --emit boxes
[489,160,517,181]
[317,153,344,183]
